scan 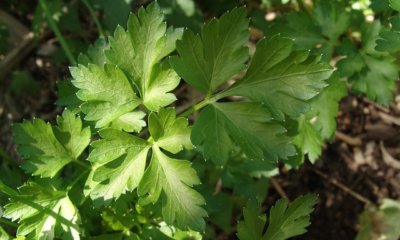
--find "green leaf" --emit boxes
[313,0,350,41]
[138,145,207,232]
[338,21,398,105]
[256,0,349,61]
[237,199,266,240]
[292,115,323,163]
[171,7,249,94]
[390,0,400,11]
[13,109,90,178]
[291,74,346,163]
[222,36,332,121]
[191,102,295,165]
[105,3,182,111]
[376,14,400,53]
[237,195,317,240]
[86,129,150,201]
[70,63,141,129]
[77,38,109,66]
[148,108,192,154]
[309,73,347,140]
[262,194,317,240]
[2,181,80,239]
[110,111,146,133]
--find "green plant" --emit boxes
[0,2,355,239]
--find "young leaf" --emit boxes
[170,7,249,94]
[237,195,317,240]
[86,129,150,201]
[376,14,400,53]
[148,108,192,154]
[13,109,90,178]
[2,181,80,239]
[390,0,400,11]
[192,102,295,165]
[292,115,323,163]
[105,3,182,111]
[256,0,350,61]
[110,111,146,133]
[237,199,266,240]
[309,73,346,140]
[221,36,333,121]
[338,21,398,105]
[77,38,109,66]
[71,64,141,129]
[138,145,207,232]
[262,194,317,240]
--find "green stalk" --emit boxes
[81,0,106,37]
[72,158,91,169]
[0,218,18,228]
[66,169,90,191]
[178,98,213,118]
[39,0,76,65]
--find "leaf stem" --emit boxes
[0,217,18,227]
[39,0,76,65]
[178,98,213,118]
[81,0,106,37]
[72,158,91,169]
[67,169,90,191]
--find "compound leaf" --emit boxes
[191,102,295,165]
[13,109,90,178]
[138,145,207,232]
[171,7,249,94]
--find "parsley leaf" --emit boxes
[138,145,207,232]
[1,181,80,239]
[191,102,295,165]
[338,21,398,105]
[376,14,400,53]
[309,73,347,140]
[13,109,90,178]
[71,64,141,129]
[237,199,266,240]
[105,3,182,111]
[148,108,192,154]
[222,36,333,121]
[256,0,350,61]
[292,115,323,163]
[170,7,249,94]
[86,129,150,201]
[237,195,317,240]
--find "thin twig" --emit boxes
[39,0,76,64]
[312,168,373,205]
[270,177,290,202]
[335,131,362,146]
[81,0,105,37]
